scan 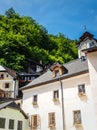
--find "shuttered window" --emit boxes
[73,110,81,124]
[48,112,56,127]
[31,114,40,128]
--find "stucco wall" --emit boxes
[87,51,97,127]
[0,72,19,98]
[0,107,28,130]
[22,73,96,130]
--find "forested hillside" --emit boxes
[0,8,78,72]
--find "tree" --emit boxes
[5,7,19,18]
[0,8,78,72]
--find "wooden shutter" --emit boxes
[31,114,41,129]
[48,112,55,127]
[37,115,41,128]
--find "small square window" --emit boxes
[78,84,85,95]
[53,90,59,101]
[1,74,4,79]
[33,95,37,105]
[73,110,81,125]
[5,83,10,88]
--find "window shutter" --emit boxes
[29,115,32,128]
[31,114,40,128]
[48,112,56,127]
[37,114,41,128]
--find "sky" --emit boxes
[0,0,97,40]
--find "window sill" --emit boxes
[74,123,82,127]
[32,102,37,105]
[53,98,59,102]
[49,125,55,128]
[78,92,86,96]
[32,126,37,130]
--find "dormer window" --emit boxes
[55,70,59,77]
[50,63,68,78]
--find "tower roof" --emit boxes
[79,31,94,41]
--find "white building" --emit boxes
[21,31,97,130]
[0,65,19,98]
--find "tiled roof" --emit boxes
[21,58,88,90]
[0,101,13,109]
[0,65,17,78]
[0,65,6,71]
[4,66,17,77]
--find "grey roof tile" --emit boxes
[21,58,88,90]
[0,101,12,109]
[0,101,28,119]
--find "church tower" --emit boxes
[77,31,97,58]
[79,31,97,128]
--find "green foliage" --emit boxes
[0,8,78,72]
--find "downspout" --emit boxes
[59,77,65,130]
[13,77,16,99]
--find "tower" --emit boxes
[77,31,97,58]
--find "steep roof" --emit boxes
[0,65,6,71]
[0,65,17,78]
[4,66,17,78]
[79,31,94,41]
[0,101,28,119]
[21,58,88,90]
[77,31,97,47]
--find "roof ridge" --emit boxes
[63,58,80,65]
